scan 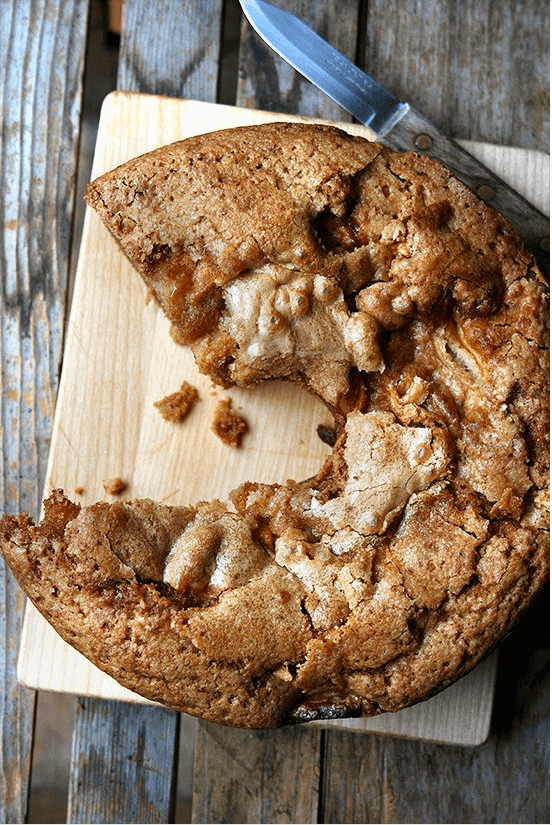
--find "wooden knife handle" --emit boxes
[383,105,549,273]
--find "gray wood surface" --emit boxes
[1,0,549,823]
[0,1,90,822]
[234,0,551,153]
[67,699,180,824]
[193,722,322,824]
[67,695,179,823]
[360,0,550,152]
[318,591,550,824]
[117,0,225,100]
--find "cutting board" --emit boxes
[18,92,549,746]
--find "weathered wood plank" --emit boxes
[192,721,322,824]
[67,699,180,824]
[236,0,359,120]
[0,567,35,824]
[27,692,77,823]
[361,0,550,151]
[0,0,90,821]
[117,0,225,101]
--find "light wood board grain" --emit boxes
[18,92,550,746]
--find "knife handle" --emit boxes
[382,105,549,272]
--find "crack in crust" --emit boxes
[1,123,549,728]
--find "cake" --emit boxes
[1,123,548,728]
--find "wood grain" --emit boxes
[234,0,550,153]
[361,0,550,152]
[117,0,224,100]
[67,698,180,824]
[319,589,550,824]
[0,1,89,822]
[193,722,322,824]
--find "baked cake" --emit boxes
[1,123,549,728]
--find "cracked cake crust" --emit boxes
[1,122,549,728]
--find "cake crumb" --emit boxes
[103,477,127,496]
[154,381,200,423]
[211,398,248,447]
[74,486,85,496]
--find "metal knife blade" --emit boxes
[239,0,549,267]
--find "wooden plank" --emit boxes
[361,0,550,152]
[236,0,358,120]
[27,692,77,824]
[0,568,35,824]
[117,0,225,101]
[192,722,322,824]
[0,0,90,822]
[235,0,549,151]
[67,698,180,824]
[16,95,338,703]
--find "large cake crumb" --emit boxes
[211,398,248,447]
[154,380,200,423]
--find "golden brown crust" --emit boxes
[1,123,549,728]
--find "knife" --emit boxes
[239,0,549,269]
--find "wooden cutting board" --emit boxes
[18,92,549,746]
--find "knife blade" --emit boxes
[239,0,549,268]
